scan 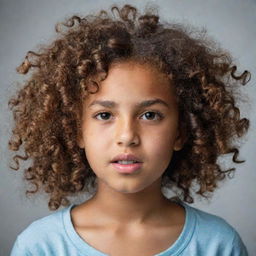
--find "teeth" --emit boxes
[117,160,137,164]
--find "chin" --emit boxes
[112,182,151,194]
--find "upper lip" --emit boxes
[111,154,142,163]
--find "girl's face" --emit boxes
[79,61,184,194]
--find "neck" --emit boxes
[88,177,170,226]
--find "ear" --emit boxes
[173,128,186,151]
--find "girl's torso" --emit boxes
[70,200,186,256]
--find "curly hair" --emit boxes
[8,4,251,210]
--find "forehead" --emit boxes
[84,62,177,106]
[107,61,171,88]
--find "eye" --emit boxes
[140,111,163,121]
[94,112,112,120]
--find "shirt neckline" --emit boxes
[62,201,196,256]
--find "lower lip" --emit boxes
[111,163,143,174]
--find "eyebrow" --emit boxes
[88,98,170,109]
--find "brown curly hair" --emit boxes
[8,4,251,210]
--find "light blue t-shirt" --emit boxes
[10,201,248,256]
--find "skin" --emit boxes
[73,61,186,255]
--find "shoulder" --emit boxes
[181,203,248,255]
[19,207,65,238]
[184,202,236,237]
[10,205,71,255]
[170,198,239,239]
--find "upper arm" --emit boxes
[10,236,32,256]
[230,230,248,256]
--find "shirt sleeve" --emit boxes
[230,230,248,256]
[10,236,32,256]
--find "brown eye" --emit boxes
[95,112,112,120]
[141,111,163,121]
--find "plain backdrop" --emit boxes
[1,0,256,255]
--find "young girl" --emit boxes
[9,4,250,256]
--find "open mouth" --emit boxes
[112,160,140,164]
[110,154,143,173]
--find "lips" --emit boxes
[111,162,143,174]
[110,154,143,174]
[110,153,142,163]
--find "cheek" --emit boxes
[144,128,175,162]
[83,124,112,159]
[151,137,172,160]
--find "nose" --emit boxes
[115,117,140,147]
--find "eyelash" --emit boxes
[93,111,164,121]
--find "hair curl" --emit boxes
[8,4,251,210]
